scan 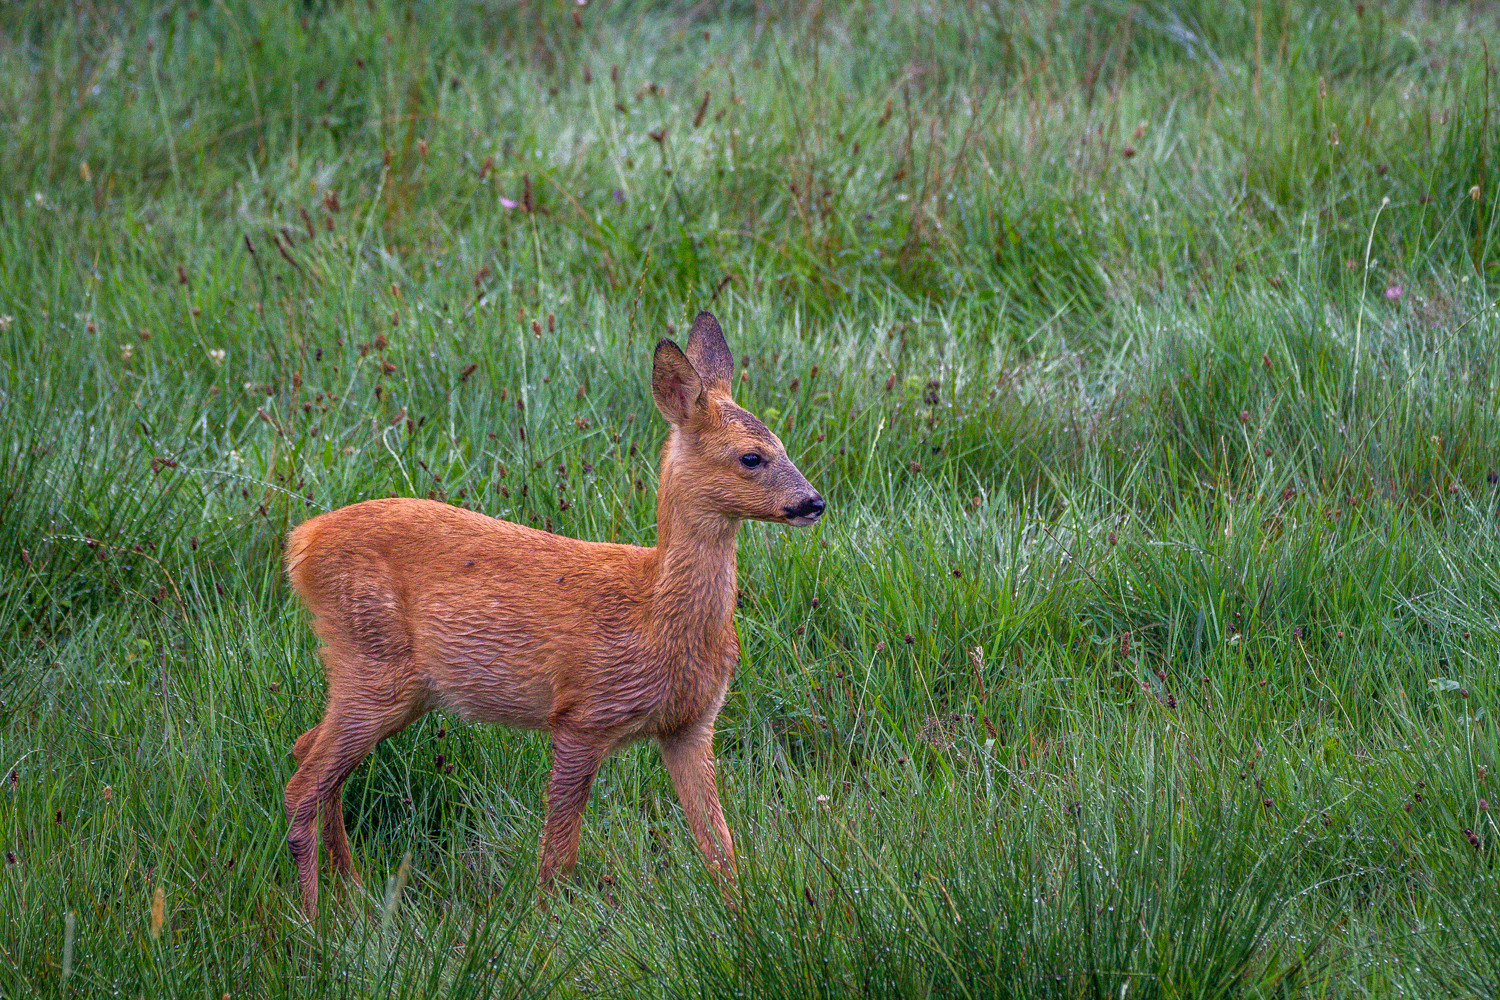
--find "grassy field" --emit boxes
[2,0,1499,995]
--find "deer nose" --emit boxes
[788,495,825,521]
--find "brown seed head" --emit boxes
[150,886,165,940]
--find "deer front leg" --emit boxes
[537,734,611,887]
[659,724,735,884]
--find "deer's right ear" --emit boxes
[685,310,734,393]
[652,339,705,426]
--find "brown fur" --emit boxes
[281,311,823,917]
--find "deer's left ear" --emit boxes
[651,338,706,426]
[685,310,734,393]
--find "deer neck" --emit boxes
[650,477,739,639]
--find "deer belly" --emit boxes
[426,659,554,728]
[418,622,559,728]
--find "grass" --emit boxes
[1,0,1498,995]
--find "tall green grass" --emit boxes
[2,1,1497,996]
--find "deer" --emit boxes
[280,310,825,918]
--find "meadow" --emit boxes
[1,0,1498,996]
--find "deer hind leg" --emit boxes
[285,687,423,918]
[320,786,358,880]
[659,724,736,885]
[537,734,613,888]
[290,721,358,881]
[292,723,321,763]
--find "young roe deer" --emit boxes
[282,311,825,917]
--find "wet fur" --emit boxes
[280,311,823,917]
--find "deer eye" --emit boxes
[739,453,763,469]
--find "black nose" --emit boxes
[789,495,825,520]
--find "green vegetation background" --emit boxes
[1,0,1498,996]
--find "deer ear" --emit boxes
[684,310,734,393]
[651,338,705,426]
